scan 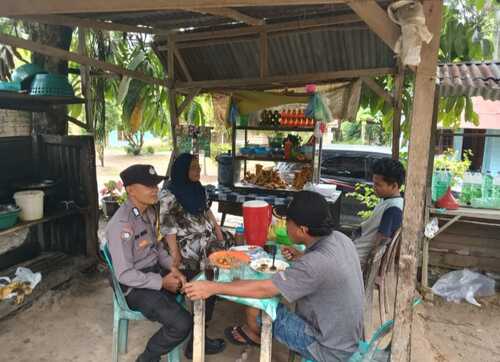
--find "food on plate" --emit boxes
[209,250,250,269]
[250,258,289,274]
[244,164,288,189]
[292,165,313,190]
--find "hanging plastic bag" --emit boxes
[388,0,433,66]
[431,269,496,307]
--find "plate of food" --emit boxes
[250,258,289,274]
[209,250,250,269]
[230,245,262,253]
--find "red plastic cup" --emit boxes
[243,200,272,247]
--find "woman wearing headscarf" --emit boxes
[159,153,232,357]
[159,153,233,267]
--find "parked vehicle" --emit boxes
[278,144,392,226]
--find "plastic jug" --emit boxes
[242,200,272,247]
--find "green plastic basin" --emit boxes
[30,73,74,97]
[0,205,21,230]
[0,81,21,92]
[11,63,47,90]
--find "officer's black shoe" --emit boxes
[135,351,160,362]
[184,336,226,359]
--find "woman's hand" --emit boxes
[281,246,304,261]
[171,249,182,268]
[214,225,224,242]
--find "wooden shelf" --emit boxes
[0,91,85,112]
[236,125,315,132]
[429,207,500,222]
[235,155,312,163]
[0,208,84,237]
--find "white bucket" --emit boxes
[13,190,44,221]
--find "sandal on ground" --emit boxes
[224,325,260,347]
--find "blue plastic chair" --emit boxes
[100,241,184,362]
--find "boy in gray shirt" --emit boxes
[185,191,364,361]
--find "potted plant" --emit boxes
[100,180,127,219]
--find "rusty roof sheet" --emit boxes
[438,61,500,101]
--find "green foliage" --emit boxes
[347,183,381,220]
[434,148,473,186]
[145,146,155,155]
[125,144,142,156]
[358,0,496,143]
[210,143,232,161]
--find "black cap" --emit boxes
[120,164,165,187]
[277,190,333,229]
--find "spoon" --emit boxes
[270,245,277,271]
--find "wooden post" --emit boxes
[167,35,178,176]
[391,2,443,361]
[392,64,405,160]
[78,28,93,132]
[192,300,206,362]
[421,85,440,298]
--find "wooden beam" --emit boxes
[348,0,400,52]
[78,28,93,133]
[361,77,393,105]
[177,68,395,91]
[260,31,268,79]
[188,7,264,26]
[391,2,443,361]
[1,1,360,17]
[173,13,361,43]
[0,33,169,87]
[174,48,192,82]
[14,14,165,34]
[177,88,201,117]
[67,116,89,130]
[172,23,368,50]
[391,64,405,160]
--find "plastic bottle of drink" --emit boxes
[435,168,449,200]
[482,170,493,200]
[493,172,500,208]
[470,172,483,200]
[460,172,472,205]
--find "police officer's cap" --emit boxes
[120,164,165,187]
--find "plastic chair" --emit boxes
[100,241,184,362]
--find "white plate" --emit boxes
[230,245,262,252]
[250,258,289,274]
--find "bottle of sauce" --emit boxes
[235,225,245,245]
[284,138,293,160]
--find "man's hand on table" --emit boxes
[183,281,216,300]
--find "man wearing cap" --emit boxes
[105,164,224,362]
[184,191,364,362]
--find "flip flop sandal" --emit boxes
[224,326,260,347]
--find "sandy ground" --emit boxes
[96,150,219,190]
[0,268,498,362]
[0,149,499,361]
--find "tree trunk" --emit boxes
[24,23,73,135]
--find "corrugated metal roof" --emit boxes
[438,61,500,101]
[73,3,391,32]
[172,25,395,84]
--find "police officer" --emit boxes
[105,164,225,362]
